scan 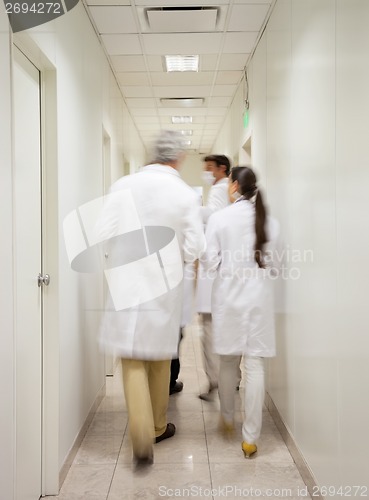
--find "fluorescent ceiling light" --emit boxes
[171,116,193,124]
[161,98,204,107]
[180,130,193,136]
[165,55,199,72]
[182,140,192,146]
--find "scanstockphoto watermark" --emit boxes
[194,246,315,282]
[158,485,312,497]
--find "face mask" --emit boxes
[202,171,215,186]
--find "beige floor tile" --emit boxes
[74,433,123,465]
[56,464,115,499]
[210,462,309,497]
[87,411,128,437]
[107,462,212,500]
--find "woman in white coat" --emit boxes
[204,166,280,458]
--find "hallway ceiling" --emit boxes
[84,0,274,154]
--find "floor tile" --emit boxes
[107,463,212,500]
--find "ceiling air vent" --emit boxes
[145,6,219,33]
[160,98,204,108]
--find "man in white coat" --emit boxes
[196,154,231,400]
[97,131,205,465]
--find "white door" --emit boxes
[13,46,43,500]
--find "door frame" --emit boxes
[12,34,60,496]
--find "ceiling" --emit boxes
[83,0,274,154]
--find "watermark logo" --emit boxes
[63,190,184,311]
[4,0,79,33]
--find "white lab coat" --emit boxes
[204,199,280,357]
[97,164,205,360]
[196,177,230,313]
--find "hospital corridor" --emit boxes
[1,0,369,499]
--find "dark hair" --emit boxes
[203,154,231,176]
[230,166,247,183]
[238,167,268,268]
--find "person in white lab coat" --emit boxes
[204,166,280,458]
[196,155,231,400]
[97,131,205,466]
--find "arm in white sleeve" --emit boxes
[202,213,221,276]
[200,182,229,224]
[182,203,206,264]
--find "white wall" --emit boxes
[0,7,15,500]
[0,3,145,496]
[214,0,369,494]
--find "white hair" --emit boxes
[152,130,186,164]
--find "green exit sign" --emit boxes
[243,109,249,128]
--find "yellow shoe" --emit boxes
[242,441,257,458]
[218,417,235,438]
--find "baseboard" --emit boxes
[59,384,106,488]
[265,392,323,500]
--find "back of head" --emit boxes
[238,166,257,198]
[203,154,231,176]
[152,130,186,165]
[230,166,247,183]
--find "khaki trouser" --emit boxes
[121,358,170,458]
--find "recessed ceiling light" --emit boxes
[180,130,193,136]
[171,116,193,124]
[165,55,199,72]
[182,140,192,146]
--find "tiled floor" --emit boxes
[47,320,311,500]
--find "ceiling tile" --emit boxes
[228,4,270,31]
[87,0,131,5]
[212,85,237,96]
[205,116,223,123]
[146,55,164,72]
[89,6,137,33]
[157,108,209,117]
[234,0,271,3]
[130,108,158,116]
[143,33,223,55]
[126,98,156,108]
[116,72,150,86]
[218,53,249,70]
[110,55,146,72]
[151,72,215,86]
[200,54,219,71]
[121,86,153,98]
[134,117,160,125]
[207,108,228,116]
[135,0,230,4]
[215,71,243,85]
[223,32,259,54]
[101,34,142,55]
[153,86,211,98]
[209,96,232,107]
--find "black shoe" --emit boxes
[133,451,153,469]
[169,381,183,395]
[155,423,176,443]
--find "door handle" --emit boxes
[37,273,50,287]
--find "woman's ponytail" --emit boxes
[254,189,268,268]
[237,166,268,268]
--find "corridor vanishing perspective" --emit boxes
[46,320,310,500]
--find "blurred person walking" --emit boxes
[97,131,205,466]
[196,155,231,400]
[204,166,280,458]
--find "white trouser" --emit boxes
[200,313,219,389]
[219,355,265,444]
